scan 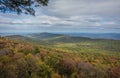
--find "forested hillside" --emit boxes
[0,36,120,78]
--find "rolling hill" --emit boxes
[4,33,92,43]
[0,33,120,78]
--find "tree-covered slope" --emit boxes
[0,35,120,78]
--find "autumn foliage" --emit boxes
[0,37,120,78]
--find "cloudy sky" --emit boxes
[0,0,120,33]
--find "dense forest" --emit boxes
[0,34,120,78]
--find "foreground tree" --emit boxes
[109,65,120,78]
[0,0,49,15]
[56,58,76,78]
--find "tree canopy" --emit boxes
[0,0,49,15]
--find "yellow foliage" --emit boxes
[52,73,61,78]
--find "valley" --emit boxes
[0,33,120,78]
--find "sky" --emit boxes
[0,0,120,33]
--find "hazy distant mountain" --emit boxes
[1,32,120,42]
[29,32,64,39]
[5,35,31,40]
[4,33,92,44]
[29,32,91,41]
[28,32,120,40]
[44,35,91,43]
[64,33,120,40]
[6,35,25,38]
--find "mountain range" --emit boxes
[0,32,120,41]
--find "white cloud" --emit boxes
[45,0,120,17]
[0,0,120,33]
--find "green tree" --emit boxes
[0,0,49,15]
[37,61,53,78]
[33,47,40,54]
[16,53,52,78]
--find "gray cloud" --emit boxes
[0,0,120,33]
[44,0,120,17]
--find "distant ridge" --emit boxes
[29,32,65,39]
[1,32,120,41]
[60,33,120,40]
[3,33,92,43]
[5,35,33,42]
[5,35,26,38]
[26,32,92,43]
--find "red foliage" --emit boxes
[109,65,120,78]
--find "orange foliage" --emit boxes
[109,65,120,78]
